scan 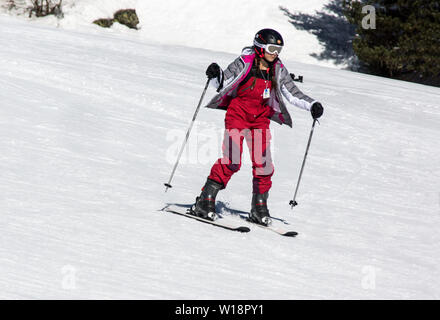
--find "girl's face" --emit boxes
[264,51,278,62]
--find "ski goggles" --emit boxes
[254,40,283,55]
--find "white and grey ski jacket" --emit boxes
[205,47,319,127]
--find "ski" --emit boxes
[244,217,298,237]
[220,207,298,237]
[162,204,251,233]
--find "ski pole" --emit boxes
[289,119,318,209]
[164,78,211,192]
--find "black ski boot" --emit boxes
[191,178,223,220]
[249,192,272,226]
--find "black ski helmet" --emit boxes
[253,28,284,58]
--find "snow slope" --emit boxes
[2,0,334,68]
[1,15,440,299]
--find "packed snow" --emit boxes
[1,0,335,68]
[0,13,439,299]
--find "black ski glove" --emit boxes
[310,102,324,119]
[206,63,221,80]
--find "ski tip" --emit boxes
[283,231,298,237]
[236,226,251,233]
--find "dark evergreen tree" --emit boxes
[344,0,440,86]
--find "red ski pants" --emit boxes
[208,77,274,194]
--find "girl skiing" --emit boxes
[191,29,323,225]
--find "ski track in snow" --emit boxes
[1,15,440,299]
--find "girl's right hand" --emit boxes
[206,63,221,80]
[311,102,324,119]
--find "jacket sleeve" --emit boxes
[210,56,245,92]
[278,65,318,111]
